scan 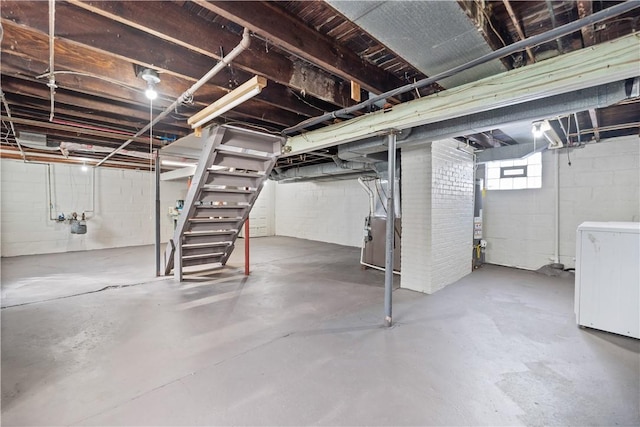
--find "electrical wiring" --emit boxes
[288,88,327,113]
[35,71,146,95]
[478,2,508,49]
[221,120,282,135]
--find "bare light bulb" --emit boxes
[145,84,158,100]
[531,120,550,138]
[81,164,88,172]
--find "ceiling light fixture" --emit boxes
[188,76,267,129]
[138,68,160,101]
[531,120,551,138]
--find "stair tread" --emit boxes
[209,169,264,178]
[201,187,254,194]
[195,204,249,208]
[184,230,237,236]
[217,145,276,160]
[188,217,242,223]
[182,252,226,260]
[182,241,232,248]
[168,127,278,278]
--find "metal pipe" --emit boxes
[244,219,250,276]
[357,177,375,216]
[96,28,251,167]
[48,0,57,122]
[574,112,582,145]
[59,142,154,160]
[283,1,640,135]
[554,149,560,264]
[557,115,570,145]
[47,162,56,220]
[155,150,161,276]
[384,132,396,327]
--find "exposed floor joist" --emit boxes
[68,0,355,107]
[192,0,406,97]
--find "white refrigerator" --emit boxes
[575,221,640,339]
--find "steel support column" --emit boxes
[155,150,161,276]
[244,218,250,276]
[384,132,397,327]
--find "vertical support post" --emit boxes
[155,150,161,276]
[174,238,182,282]
[384,131,397,327]
[244,218,250,276]
[554,149,560,264]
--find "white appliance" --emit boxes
[575,222,640,339]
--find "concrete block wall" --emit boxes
[239,179,276,238]
[430,141,475,292]
[274,178,369,247]
[249,180,276,237]
[483,135,639,270]
[400,145,433,293]
[1,159,186,257]
[401,139,474,294]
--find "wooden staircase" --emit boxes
[164,125,283,280]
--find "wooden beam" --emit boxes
[189,76,267,128]
[0,75,184,126]
[0,115,156,144]
[192,1,404,95]
[0,18,310,126]
[1,1,336,116]
[6,101,186,140]
[0,147,151,170]
[1,20,202,100]
[69,0,356,107]
[1,53,168,110]
[4,72,301,134]
[286,33,639,154]
[502,0,536,64]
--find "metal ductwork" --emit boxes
[337,128,412,162]
[330,79,632,156]
[270,160,378,182]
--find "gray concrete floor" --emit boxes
[1,236,638,426]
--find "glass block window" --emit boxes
[486,152,542,190]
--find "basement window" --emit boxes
[486,152,542,190]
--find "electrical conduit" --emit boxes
[96,28,251,167]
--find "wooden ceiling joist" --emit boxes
[69,0,356,107]
[0,7,322,119]
[192,0,406,96]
